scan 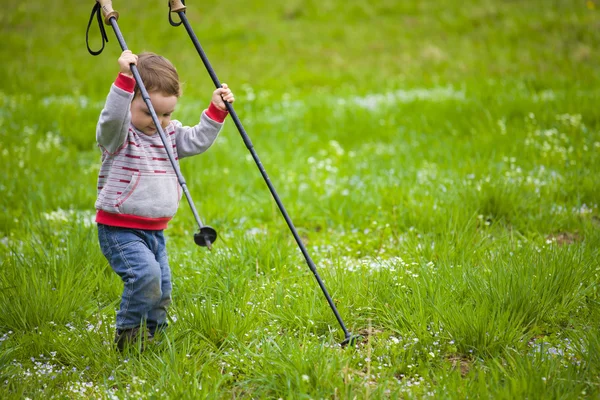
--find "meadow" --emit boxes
[1,0,599,398]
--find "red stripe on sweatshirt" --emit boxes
[106,170,138,178]
[96,210,171,230]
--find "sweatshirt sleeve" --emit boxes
[96,74,135,154]
[174,103,227,159]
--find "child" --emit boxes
[95,50,234,350]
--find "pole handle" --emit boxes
[169,0,187,12]
[97,0,119,24]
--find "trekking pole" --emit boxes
[168,0,358,346]
[86,0,217,250]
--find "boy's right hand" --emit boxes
[118,50,138,77]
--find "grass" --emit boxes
[1,0,599,398]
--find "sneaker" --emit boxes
[114,327,153,352]
[148,322,168,337]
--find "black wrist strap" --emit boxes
[86,2,109,56]
[168,0,185,27]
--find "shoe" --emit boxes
[114,327,153,352]
[148,322,168,337]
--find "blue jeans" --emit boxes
[98,224,172,333]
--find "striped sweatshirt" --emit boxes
[95,73,227,230]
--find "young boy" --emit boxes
[95,50,234,350]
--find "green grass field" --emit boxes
[1,0,599,398]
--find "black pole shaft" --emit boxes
[107,17,212,249]
[176,11,351,340]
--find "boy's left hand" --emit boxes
[212,83,235,111]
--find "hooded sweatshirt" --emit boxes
[94,73,227,230]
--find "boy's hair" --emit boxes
[134,52,181,98]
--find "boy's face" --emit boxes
[130,92,178,136]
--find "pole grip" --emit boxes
[169,0,186,12]
[97,0,119,24]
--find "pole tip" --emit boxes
[340,333,362,348]
[193,226,218,249]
